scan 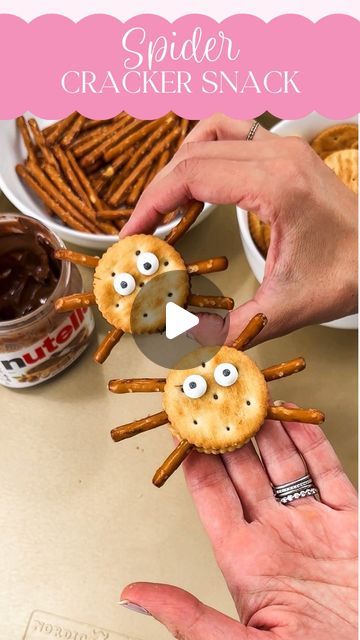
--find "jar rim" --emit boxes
[0,213,70,330]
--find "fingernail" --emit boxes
[186,331,196,340]
[118,600,151,616]
[274,400,285,406]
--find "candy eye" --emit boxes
[136,252,159,276]
[113,272,136,296]
[214,363,238,387]
[182,374,207,399]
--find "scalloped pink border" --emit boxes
[0,14,359,119]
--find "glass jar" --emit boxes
[0,214,94,388]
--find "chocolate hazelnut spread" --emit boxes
[0,214,94,388]
[0,217,60,321]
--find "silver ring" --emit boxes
[246,121,260,141]
[273,474,318,505]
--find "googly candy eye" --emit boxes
[136,252,160,276]
[214,363,238,387]
[113,272,136,296]
[182,374,207,399]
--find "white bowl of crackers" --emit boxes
[237,114,358,330]
[0,113,213,251]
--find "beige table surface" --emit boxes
[0,192,357,640]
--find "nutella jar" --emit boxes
[0,214,94,388]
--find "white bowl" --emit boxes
[0,114,213,251]
[237,114,358,331]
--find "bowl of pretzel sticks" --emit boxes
[0,112,213,250]
[237,114,358,330]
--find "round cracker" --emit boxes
[93,235,189,333]
[163,346,268,453]
[310,124,358,159]
[325,149,358,194]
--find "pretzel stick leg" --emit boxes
[111,410,168,443]
[94,328,124,364]
[165,201,204,245]
[153,440,193,488]
[55,293,96,313]
[187,294,234,311]
[262,358,306,382]
[267,405,325,425]
[186,257,228,275]
[232,314,268,351]
[54,249,99,268]
[108,378,166,394]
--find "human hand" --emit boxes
[120,115,358,346]
[120,410,358,639]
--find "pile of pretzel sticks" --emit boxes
[16,113,194,235]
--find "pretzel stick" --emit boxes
[108,378,166,394]
[61,114,87,147]
[93,150,133,193]
[55,293,96,312]
[126,166,151,206]
[16,164,90,233]
[67,150,105,211]
[267,405,325,425]
[153,440,193,488]
[26,161,99,233]
[54,249,99,268]
[43,163,117,235]
[177,118,190,146]
[111,410,168,443]
[165,201,204,245]
[16,116,36,162]
[94,328,124,364]
[187,294,234,310]
[81,115,137,167]
[186,257,228,275]
[104,118,167,162]
[109,124,181,206]
[232,314,268,351]
[147,148,170,185]
[82,114,125,131]
[262,358,306,382]
[45,113,78,145]
[96,208,133,221]
[28,119,58,168]
[72,124,122,157]
[53,146,93,208]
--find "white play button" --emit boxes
[165,302,199,340]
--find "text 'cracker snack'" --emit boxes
[109,313,324,487]
[249,122,358,257]
[54,202,234,363]
[16,113,196,235]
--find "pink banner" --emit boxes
[0,14,359,119]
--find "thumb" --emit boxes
[187,296,282,347]
[120,582,261,640]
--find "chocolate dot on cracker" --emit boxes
[109,313,325,487]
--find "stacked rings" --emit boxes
[246,121,260,141]
[273,474,318,505]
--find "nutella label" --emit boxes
[0,307,94,388]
